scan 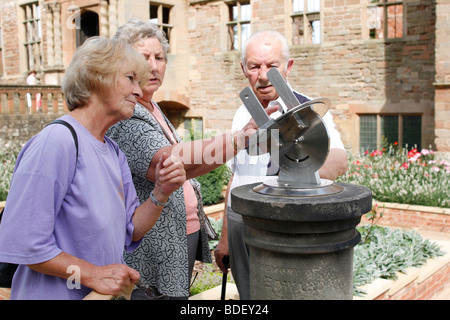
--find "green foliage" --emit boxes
[182,123,231,206]
[353,225,445,296]
[337,145,450,208]
[197,164,230,206]
[190,261,234,296]
[0,144,22,201]
[207,217,223,250]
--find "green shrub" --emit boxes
[0,144,22,201]
[354,224,444,296]
[197,164,230,206]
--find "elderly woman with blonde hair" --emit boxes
[107,20,276,300]
[0,37,186,300]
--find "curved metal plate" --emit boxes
[253,179,344,197]
[275,105,330,174]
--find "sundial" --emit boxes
[239,67,343,197]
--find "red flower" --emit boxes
[370,150,382,157]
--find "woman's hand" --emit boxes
[133,153,185,241]
[153,152,186,203]
[28,252,140,297]
[85,263,140,297]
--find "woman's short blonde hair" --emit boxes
[62,36,148,110]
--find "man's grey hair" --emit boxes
[114,19,169,61]
[241,30,290,71]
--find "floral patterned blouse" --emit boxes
[107,102,212,297]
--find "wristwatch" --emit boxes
[150,190,168,207]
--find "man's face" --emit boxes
[242,39,293,108]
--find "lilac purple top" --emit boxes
[0,115,141,299]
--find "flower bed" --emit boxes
[337,145,449,208]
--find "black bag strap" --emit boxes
[47,119,79,160]
[0,120,79,223]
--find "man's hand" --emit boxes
[235,104,281,150]
[214,240,230,274]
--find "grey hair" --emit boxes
[241,30,290,72]
[114,19,170,61]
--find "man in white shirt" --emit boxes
[214,30,348,299]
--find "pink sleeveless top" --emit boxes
[150,105,200,235]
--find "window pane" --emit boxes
[360,115,377,152]
[293,0,304,13]
[163,7,170,24]
[403,116,421,150]
[241,4,251,20]
[230,4,238,21]
[367,6,383,38]
[387,4,403,38]
[150,5,158,20]
[241,23,251,48]
[228,24,238,50]
[380,115,398,146]
[307,0,320,12]
[311,20,320,44]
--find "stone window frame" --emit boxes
[0,27,3,75]
[291,0,321,45]
[150,1,174,51]
[359,114,422,151]
[225,0,251,51]
[20,1,42,72]
[367,0,404,40]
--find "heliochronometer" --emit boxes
[150,190,168,207]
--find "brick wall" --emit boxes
[360,202,450,233]
[434,0,450,152]
[435,88,450,152]
[0,113,61,147]
[187,0,437,151]
[372,263,450,300]
[1,1,21,82]
[0,0,445,154]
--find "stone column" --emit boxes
[109,0,118,37]
[53,2,63,67]
[231,183,372,300]
[45,3,54,67]
[99,0,109,37]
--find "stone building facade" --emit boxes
[0,0,449,154]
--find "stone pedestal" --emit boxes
[231,182,372,300]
